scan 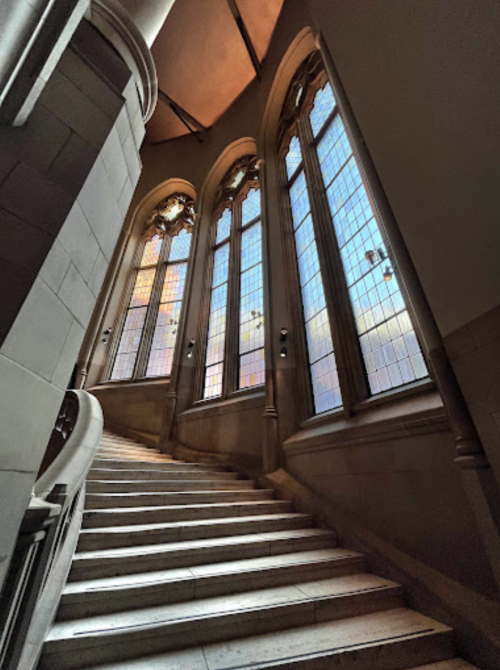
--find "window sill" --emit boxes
[91,377,171,391]
[284,387,448,457]
[179,388,265,422]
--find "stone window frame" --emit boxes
[277,52,431,423]
[104,193,196,382]
[195,156,266,401]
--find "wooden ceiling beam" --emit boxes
[225,0,262,81]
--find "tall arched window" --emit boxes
[203,156,265,399]
[107,193,195,381]
[279,52,428,415]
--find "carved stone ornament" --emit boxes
[279,50,324,143]
[214,155,260,211]
[145,192,196,238]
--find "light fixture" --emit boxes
[364,250,376,265]
[378,248,387,261]
[187,338,196,358]
[102,327,112,343]
[280,327,288,342]
[383,266,393,281]
[280,347,288,358]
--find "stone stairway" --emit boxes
[39,430,479,670]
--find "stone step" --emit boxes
[84,489,275,510]
[87,467,240,482]
[96,446,165,459]
[92,458,229,472]
[86,479,256,493]
[69,528,338,581]
[58,548,367,620]
[98,442,163,454]
[77,513,313,551]
[42,577,406,670]
[82,500,293,528]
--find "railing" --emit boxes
[0,390,103,670]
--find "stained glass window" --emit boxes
[285,135,342,413]
[239,189,265,389]
[312,82,428,394]
[109,194,195,382]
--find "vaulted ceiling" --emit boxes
[146,0,285,144]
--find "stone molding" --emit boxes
[90,0,157,122]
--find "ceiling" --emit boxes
[146,0,285,144]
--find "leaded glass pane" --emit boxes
[287,167,342,414]
[316,103,428,395]
[130,268,155,308]
[146,259,188,377]
[204,239,230,399]
[140,235,162,267]
[161,264,187,303]
[241,222,262,272]
[216,208,232,244]
[242,187,261,225]
[285,135,302,179]
[309,82,336,137]
[110,306,147,380]
[240,349,265,389]
[169,229,192,261]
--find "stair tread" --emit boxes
[79,513,312,537]
[48,573,402,641]
[74,528,336,561]
[84,500,290,516]
[84,489,274,504]
[64,548,362,595]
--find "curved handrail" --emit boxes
[35,391,103,500]
[0,390,103,670]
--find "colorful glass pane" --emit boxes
[216,208,232,244]
[161,264,187,303]
[285,135,302,180]
[242,187,261,225]
[309,83,336,137]
[129,268,155,308]
[287,165,342,413]
[169,229,192,261]
[110,306,147,380]
[316,102,428,394]
[140,235,162,267]
[204,240,230,399]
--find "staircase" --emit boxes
[39,430,478,670]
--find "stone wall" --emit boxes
[0,21,144,590]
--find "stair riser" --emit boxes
[86,480,255,493]
[92,460,228,472]
[41,590,405,670]
[58,558,366,620]
[82,502,292,528]
[77,516,312,551]
[88,469,239,481]
[84,490,274,509]
[69,533,337,581]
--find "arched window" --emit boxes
[203,156,265,399]
[279,52,428,414]
[107,193,195,381]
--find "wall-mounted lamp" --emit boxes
[364,250,376,265]
[280,347,288,358]
[187,338,196,358]
[102,327,112,343]
[378,248,387,261]
[383,266,393,281]
[280,327,288,342]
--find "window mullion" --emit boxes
[134,236,171,378]
[224,204,241,396]
[298,116,367,412]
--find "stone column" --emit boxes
[117,0,176,48]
